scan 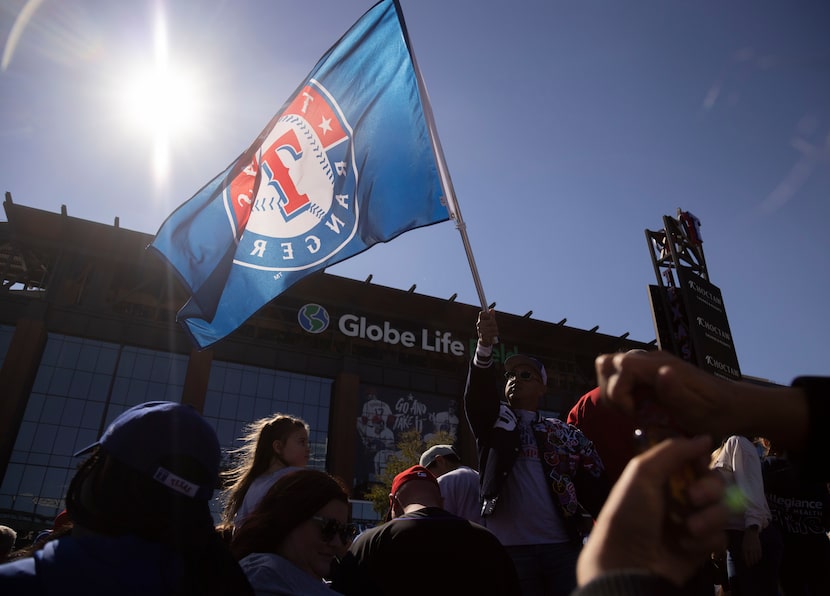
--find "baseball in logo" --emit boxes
[298,304,330,334]
[229,80,358,272]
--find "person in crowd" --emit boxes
[762,439,830,595]
[5,526,74,564]
[0,400,254,595]
[31,509,73,546]
[220,413,311,531]
[0,525,16,563]
[570,348,830,593]
[753,436,771,460]
[329,465,520,596]
[710,435,781,595]
[230,469,354,596]
[5,511,74,563]
[567,386,637,486]
[465,309,609,596]
[574,435,730,595]
[419,444,482,523]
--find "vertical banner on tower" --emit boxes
[676,266,741,380]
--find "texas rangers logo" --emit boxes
[226,79,357,272]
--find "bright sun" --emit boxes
[117,9,203,184]
[121,66,200,139]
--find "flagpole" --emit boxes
[392,0,491,316]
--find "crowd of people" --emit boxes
[0,309,828,596]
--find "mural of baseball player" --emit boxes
[357,391,395,446]
[354,387,458,487]
[357,391,397,482]
[426,398,460,442]
[368,417,396,480]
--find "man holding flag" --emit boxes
[150,0,455,349]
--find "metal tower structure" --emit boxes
[645,209,741,380]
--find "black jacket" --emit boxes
[464,356,609,543]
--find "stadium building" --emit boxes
[0,195,652,539]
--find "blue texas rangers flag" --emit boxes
[149,0,449,349]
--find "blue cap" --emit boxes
[75,401,220,500]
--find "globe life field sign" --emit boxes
[298,304,465,356]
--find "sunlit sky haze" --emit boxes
[1,0,828,385]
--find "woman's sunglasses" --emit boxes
[312,516,358,544]
[504,370,538,381]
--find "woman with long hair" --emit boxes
[231,469,356,595]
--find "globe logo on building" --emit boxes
[298,304,330,334]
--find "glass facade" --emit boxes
[203,359,332,519]
[0,330,332,530]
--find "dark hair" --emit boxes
[67,448,254,596]
[66,449,215,541]
[220,413,310,525]
[231,469,349,560]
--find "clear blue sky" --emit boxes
[1,0,828,385]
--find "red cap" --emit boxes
[385,465,439,521]
[53,509,71,531]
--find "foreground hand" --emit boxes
[577,435,728,587]
[595,350,737,439]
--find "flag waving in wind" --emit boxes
[149,0,449,349]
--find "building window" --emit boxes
[0,332,333,530]
[202,360,332,519]
[0,334,187,528]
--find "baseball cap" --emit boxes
[385,465,439,521]
[74,401,220,500]
[504,354,548,385]
[419,444,458,469]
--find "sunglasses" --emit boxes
[504,370,538,381]
[311,516,358,544]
